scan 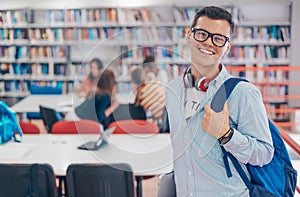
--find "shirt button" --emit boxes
[189,171,192,175]
[190,192,193,196]
[186,150,189,153]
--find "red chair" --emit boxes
[19,122,40,134]
[51,119,102,134]
[107,119,159,134]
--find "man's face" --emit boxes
[187,16,232,69]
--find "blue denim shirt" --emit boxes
[165,65,274,197]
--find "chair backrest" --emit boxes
[0,163,57,197]
[108,119,159,134]
[104,104,146,128]
[66,163,134,197]
[19,121,40,134]
[52,120,102,134]
[39,105,61,133]
[27,85,62,120]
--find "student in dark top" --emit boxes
[76,69,119,127]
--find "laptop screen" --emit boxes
[78,126,116,150]
[95,126,115,146]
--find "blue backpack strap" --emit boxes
[211,78,253,187]
[211,78,248,113]
[221,146,254,190]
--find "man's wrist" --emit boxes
[218,127,234,145]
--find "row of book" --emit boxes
[0,7,256,26]
[120,46,173,61]
[1,26,290,46]
[227,45,290,60]
[0,80,65,94]
[0,62,90,77]
[0,10,28,25]
[46,8,118,24]
[119,44,289,64]
[118,8,168,24]
[0,28,29,41]
[0,46,67,59]
[45,8,169,24]
[228,66,289,83]
[234,26,290,42]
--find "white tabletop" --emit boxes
[10,93,135,113]
[10,94,78,113]
[0,133,173,177]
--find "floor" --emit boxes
[140,176,159,197]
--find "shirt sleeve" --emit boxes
[223,84,274,166]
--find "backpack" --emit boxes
[0,101,22,144]
[211,78,298,197]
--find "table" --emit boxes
[11,93,135,120]
[0,133,173,197]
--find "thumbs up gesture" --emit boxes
[202,101,230,139]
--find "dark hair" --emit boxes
[88,58,103,81]
[191,6,235,34]
[131,67,145,86]
[96,69,115,96]
[143,55,155,66]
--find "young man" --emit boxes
[165,6,274,196]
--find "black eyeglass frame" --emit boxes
[191,28,230,47]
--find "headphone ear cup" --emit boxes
[195,77,209,92]
[183,68,194,88]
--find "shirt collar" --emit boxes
[209,63,230,89]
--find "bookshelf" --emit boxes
[0,0,298,123]
[226,66,300,122]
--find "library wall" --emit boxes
[0,0,299,122]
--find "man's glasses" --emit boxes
[191,28,230,47]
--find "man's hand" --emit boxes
[202,101,230,139]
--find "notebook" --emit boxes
[77,126,116,151]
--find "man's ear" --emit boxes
[224,40,232,55]
[186,28,192,44]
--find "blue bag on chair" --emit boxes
[212,78,297,197]
[0,101,23,144]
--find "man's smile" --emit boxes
[198,47,215,55]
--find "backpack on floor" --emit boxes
[0,101,22,144]
[211,78,297,197]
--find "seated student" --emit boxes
[76,58,103,97]
[75,69,119,128]
[142,55,169,84]
[131,67,166,127]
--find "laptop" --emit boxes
[77,126,116,151]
